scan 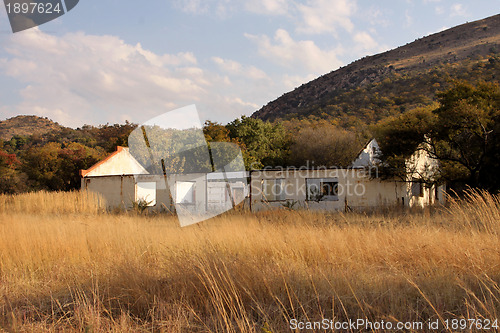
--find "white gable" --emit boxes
[81,147,149,177]
[351,139,382,167]
[406,142,440,180]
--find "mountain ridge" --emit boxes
[251,14,500,123]
[0,115,66,141]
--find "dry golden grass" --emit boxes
[0,190,499,332]
[0,191,106,215]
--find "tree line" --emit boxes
[375,80,500,192]
[1,80,499,194]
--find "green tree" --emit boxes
[374,105,437,157]
[22,142,62,190]
[226,116,290,169]
[3,135,29,154]
[22,142,104,191]
[375,81,500,191]
[374,105,437,181]
[203,120,250,172]
[431,81,500,189]
[58,143,105,190]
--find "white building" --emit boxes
[81,140,445,214]
[249,139,446,212]
[80,146,248,215]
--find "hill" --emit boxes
[252,14,500,126]
[0,115,66,141]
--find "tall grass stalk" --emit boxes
[0,190,106,215]
[446,189,500,235]
[0,189,498,332]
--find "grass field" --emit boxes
[0,190,499,332]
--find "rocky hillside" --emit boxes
[0,115,66,141]
[252,14,500,125]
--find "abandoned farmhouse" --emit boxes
[80,139,446,218]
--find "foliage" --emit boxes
[431,81,500,189]
[203,120,233,143]
[289,123,362,167]
[255,41,500,128]
[203,120,250,172]
[375,81,500,191]
[374,105,437,181]
[131,198,153,214]
[0,120,136,194]
[36,122,137,152]
[226,116,290,169]
[374,105,437,158]
[280,200,298,210]
[22,142,104,191]
[2,71,500,195]
[0,148,26,194]
[128,125,206,175]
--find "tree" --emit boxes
[203,120,250,172]
[374,81,500,191]
[226,116,290,169]
[22,142,62,190]
[58,143,105,190]
[374,105,437,157]
[3,135,29,154]
[0,149,26,193]
[289,124,362,167]
[203,121,232,143]
[373,105,437,181]
[22,142,104,191]
[431,81,500,189]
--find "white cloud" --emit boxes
[246,66,269,80]
[362,6,390,27]
[173,0,209,14]
[213,0,237,18]
[245,29,343,73]
[212,57,269,80]
[212,56,242,73]
[245,0,289,15]
[173,0,356,36]
[353,31,379,51]
[0,29,236,126]
[174,0,288,17]
[296,0,356,35]
[0,29,281,127]
[224,96,260,109]
[405,10,414,27]
[282,74,317,89]
[450,3,466,17]
[173,0,236,18]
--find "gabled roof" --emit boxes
[80,146,149,177]
[351,139,382,168]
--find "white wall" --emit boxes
[81,175,136,210]
[81,175,172,211]
[81,173,246,214]
[250,168,409,212]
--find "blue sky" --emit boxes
[0,0,498,127]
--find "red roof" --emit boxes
[80,146,126,178]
